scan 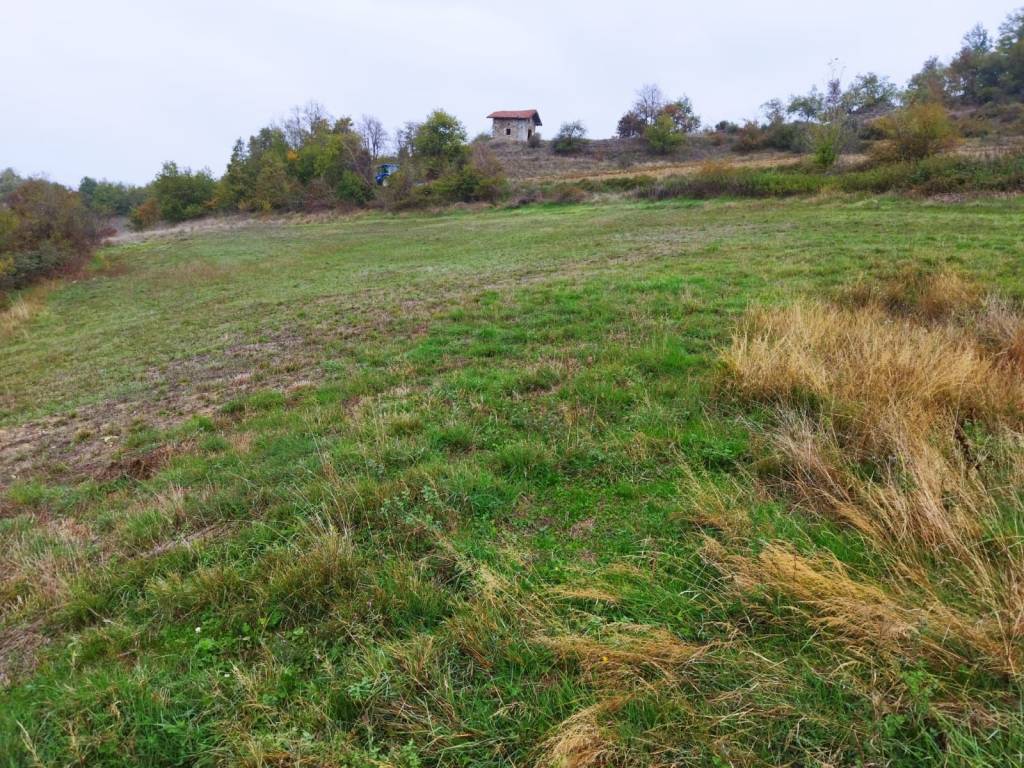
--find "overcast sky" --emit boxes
[2,1,1017,186]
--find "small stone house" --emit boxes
[487,110,542,142]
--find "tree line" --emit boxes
[121,105,509,229]
[73,5,1024,225]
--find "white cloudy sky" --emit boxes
[2,1,1017,186]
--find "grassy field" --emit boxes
[2,196,1024,766]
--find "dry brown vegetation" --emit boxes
[718,269,1024,680]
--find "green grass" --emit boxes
[635,153,1024,201]
[2,196,1023,766]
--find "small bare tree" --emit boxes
[633,83,667,126]
[282,101,333,148]
[358,115,389,161]
[393,121,420,158]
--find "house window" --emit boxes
[505,127,512,136]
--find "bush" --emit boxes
[639,163,825,200]
[644,114,684,155]
[527,132,542,149]
[151,162,217,222]
[552,185,587,204]
[840,153,1024,195]
[809,120,847,168]
[551,121,588,155]
[129,198,161,231]
[406,144,507,206]
[734,121,805,154]
[335,171,373,206]
[635,153,1024,201]
[870,104,959,162]
[0,179,98,295]
[376,168,416,210]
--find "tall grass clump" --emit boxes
[718,270,1024,679]
[838,152,1024,195]
[637,154,1024,202]
[640,163,826,201]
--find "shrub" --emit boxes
[151,162,217,222]
[551,121,588,155]
[639,164,825,200]
[808,120,847,168]
[551,185,587,204]
[870,104,960,162]
[643,114,684,155]
[527,132,542,149]
[465,144,508,202]
[733,121,767,153]
[129,198,161,231]
[409,145,507,206]
[0,179,98,295]
[637,153,1024,201]
[335,170,373,206]
[376,168,415,210]
[617,111,645,138]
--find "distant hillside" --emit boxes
[485,135,735,181]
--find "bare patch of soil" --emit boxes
[0,330,323,489]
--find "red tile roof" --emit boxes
[487,110,542,125]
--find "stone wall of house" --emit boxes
[491,118,537,142]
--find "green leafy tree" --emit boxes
[413,111,468,175]
[661,97,701,133]
[843,73,898,113]
[644,114,684,155]
[787,87,825,121]
[997,8,1024,97]
[616,111,644,138]
[551,121,588,155]
[948,25,996,103]
[0,168,23,197]
[250,154,297,212]
[151,162,217,222]
[78,177,146,217]
[906,57,951,104]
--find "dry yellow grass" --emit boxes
[704,539,1020,675]
[717,271,1024,679]
[539,625,706,688]
[535,697,627,768]
[0,281,56,337]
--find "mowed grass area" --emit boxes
[2,197,1024,766]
